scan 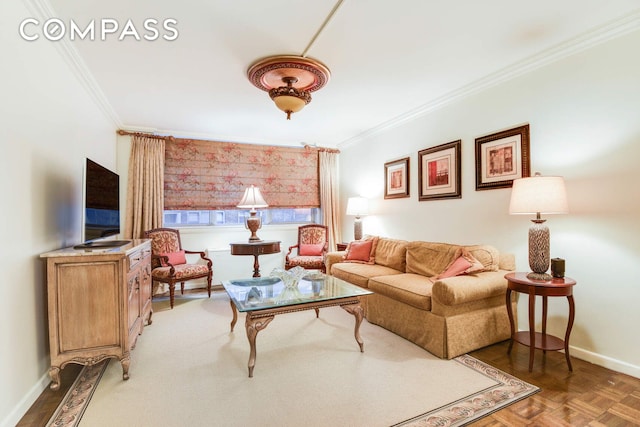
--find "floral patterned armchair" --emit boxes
[144,228,213,308]
[285,224,329,273]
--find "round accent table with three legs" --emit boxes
[504,272,576,372]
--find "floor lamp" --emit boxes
[346,197,368,241]
[509,173,568,281]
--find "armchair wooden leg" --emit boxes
[207,273,212,298]
[169,283,176,309]
[180,282,185,294]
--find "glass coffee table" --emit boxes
[222,273,372,377]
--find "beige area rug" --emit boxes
[48,292,538,427]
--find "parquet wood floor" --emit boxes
[16,289,640,426]
[470,342,640,426]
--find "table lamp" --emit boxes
[346,197,368,241]
[237,185,269,242]
[509,173,568,280]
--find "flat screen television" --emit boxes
[74,158,130,249]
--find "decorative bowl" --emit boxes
[270,266,307,289]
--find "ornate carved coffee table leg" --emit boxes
[230,300,238,332]
[49,366,61,390]
[341,302,365,352]
[245,314,274,377]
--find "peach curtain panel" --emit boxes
[319,150,341,250]
[164,138,320,209]
[124,135,165,239]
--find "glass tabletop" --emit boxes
[222,273,372,312]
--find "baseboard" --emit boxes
[569,346,640,379]
[0,372,50,427]
[513,327,640,379]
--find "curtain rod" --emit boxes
[116,130,175,141]
[305,146,340,154]
[117,130,339,152]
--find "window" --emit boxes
[163,208,321,227]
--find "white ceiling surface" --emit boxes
[48,0,640,148]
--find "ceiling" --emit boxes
[45,0,640,148]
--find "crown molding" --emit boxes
[338,10,640,150]
[24,0,123,128]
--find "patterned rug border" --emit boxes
[45,359,110,427]
[45,354,538,427]
[392,354,540,426]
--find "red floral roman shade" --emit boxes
[164,138,320,210]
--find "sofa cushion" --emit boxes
[464,245,501,272]
[406,242,461,277]
[368,273,433,311]
[331,262,402,289]
[373,238,409,271]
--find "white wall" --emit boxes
[0,3,117,426]
[339,30,640,377]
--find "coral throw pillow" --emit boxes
[343,238,378,264]
[436,250,485,279]
[299,243,324,256]
[160,250,187,267]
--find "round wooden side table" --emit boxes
[230,240,281,277]
[504,272,576,372]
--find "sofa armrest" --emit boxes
[325,251,346,275]
[432,270,508,306]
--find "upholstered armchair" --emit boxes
[144,228,213,309]
[285,224,329,273]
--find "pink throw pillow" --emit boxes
[160,250,186,267]
[299,243,324,256]
[344,240,374,263]
[437,255,472,279]
[461,250,485,274]
[436,250,485,279]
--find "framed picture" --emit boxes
[418,140,461,201]
[475,124,530,190]
[384,157,410,199]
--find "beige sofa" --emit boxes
[325,237,516,359]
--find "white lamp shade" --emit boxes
[509,175,568,215]
[237,185,269,210]
[346,197,369,216]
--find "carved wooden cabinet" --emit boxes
[40,239,152,390]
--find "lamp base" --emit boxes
[354,218,363,241]
[246,214,263,242]
[526,271,553,281]
[528,219,551,280]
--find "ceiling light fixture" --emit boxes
[269,76,311,120]
[247,55,330,120]
[246,1,343,120]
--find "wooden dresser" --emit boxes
[40,239,152,390]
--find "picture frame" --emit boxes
[384,157,410,199]
[418,140,461,201]
[475,124,530,190]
